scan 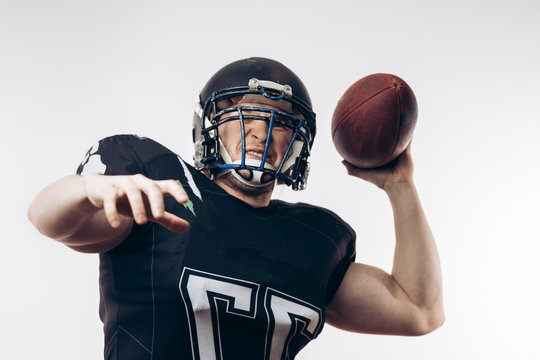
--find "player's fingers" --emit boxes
[132,175,166,219]
[403,140,413,158]
[341,160,385,187]
[102,184,122,228]
[122,179,148,224]
[157,180,189,204]
[155,212,190,233]
[342,160,368,177]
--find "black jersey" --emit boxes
[77,135,356,360]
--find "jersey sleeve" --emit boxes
[317,207,356,304]
[75,135,196,252]
[279,202,356,305]
[76,135,151,176]
[325,233,356,304]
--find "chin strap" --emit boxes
[214,139,276,187]
[229,159,277,188]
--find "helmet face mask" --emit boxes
[193,58,316,191]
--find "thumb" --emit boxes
[342,160,369,177]
[154,212,190,233]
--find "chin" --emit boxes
[224,172,275,196]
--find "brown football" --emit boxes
[331,73,418,168]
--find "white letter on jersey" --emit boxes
[264,288,322,360]
[179,268,259,360]
[179,268,323,360]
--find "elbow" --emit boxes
[421,314,445,336]
[27,201,40,230]
[410,307,445,336]
[27,200,62,239]
[27,202,50,237]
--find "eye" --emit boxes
[272,123,287,131]
[273,113,298,129]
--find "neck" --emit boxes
[213,174,273,208]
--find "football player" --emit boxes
[28,57,444,359]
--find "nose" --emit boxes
[245,118,269,141]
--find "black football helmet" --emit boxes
[192,57,316,190]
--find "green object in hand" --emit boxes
[177,181,196,216]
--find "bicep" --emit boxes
[61,210,132,253]
[325,263,429,336]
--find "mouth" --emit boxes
[228,147,279,172]
[246,150,266,160]
[243,147,275,161]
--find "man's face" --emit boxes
[218,97,297,170]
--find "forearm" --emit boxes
[386,183,443,317]
[28,175,100,239]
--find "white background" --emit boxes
[1,0,539,359]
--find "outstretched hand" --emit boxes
[84,174,190,232]
[342,142,414,192]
